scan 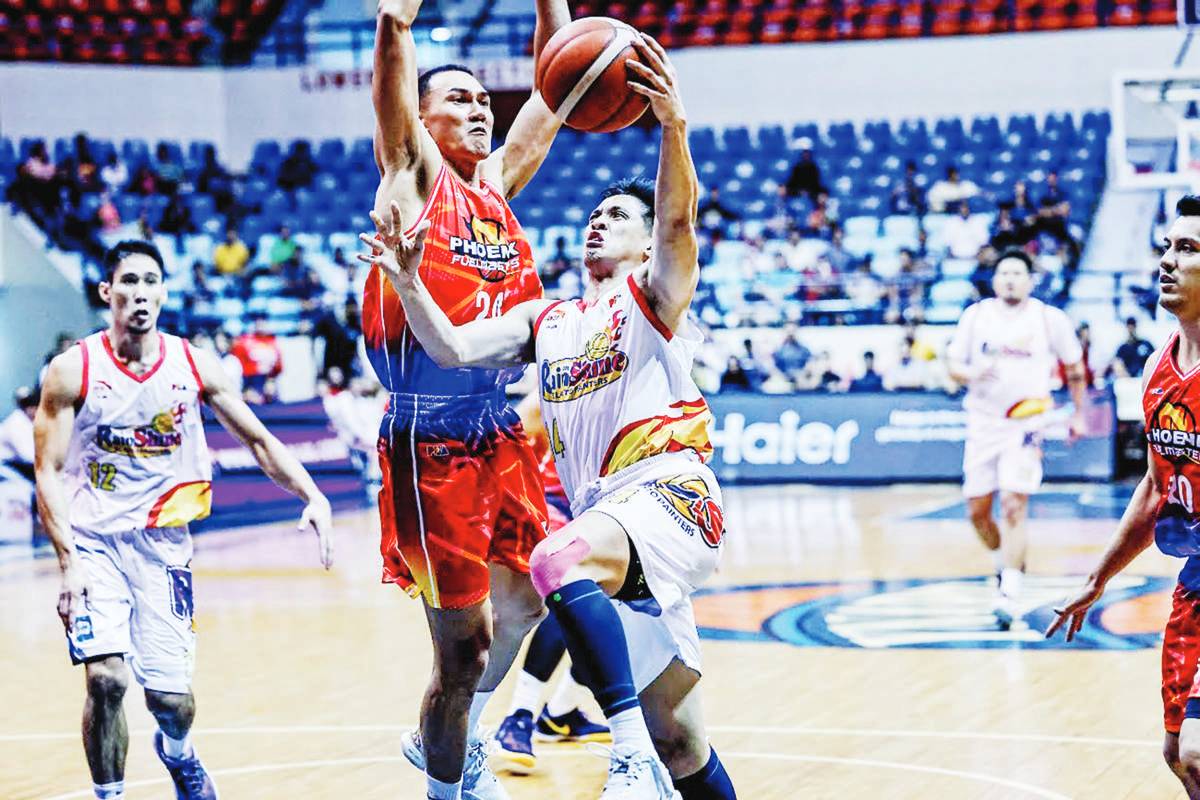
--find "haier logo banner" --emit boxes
[706,392,1114,483]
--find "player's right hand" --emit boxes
[1044,579,1104,641]
[359,201,431,290]
[57,564,90,630]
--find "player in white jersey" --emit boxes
[34,241,334,800]
[946,249,1087,627]
[359,35,735,800]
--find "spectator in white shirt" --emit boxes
[0,387,38,481]
[943,201,990,259]
[927,166,980,213]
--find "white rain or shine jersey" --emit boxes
[66,331,213,534]
[532,272,713,511]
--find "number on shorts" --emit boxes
[1168,474,1195,513]
[87,461,117,492]
[474,290,506,320]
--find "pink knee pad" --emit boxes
[529,534,592,597]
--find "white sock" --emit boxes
[546,669,583,717]
[160,731,193,759]
[426,775,462,800]
[507,671,546,717]
[1000,567,1024,598]
[94,781,124,800]
[991,549,1004,575]
[608,706,654,754]
[467,690,493,740]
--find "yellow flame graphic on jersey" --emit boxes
[1159,402,1193,432]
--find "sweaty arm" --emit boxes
[33,347,88,626]
[485,0,570,198]
[373,0,440,181]
[628,35,700,333]
[359,207,551,368]
[192,348,334,568]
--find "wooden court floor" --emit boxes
[0,483,1187,799]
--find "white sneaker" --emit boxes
[399,729,509,800]
[599,745,680,799]
[992,591,1017,630]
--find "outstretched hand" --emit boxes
[358,200,431,290]
[625,33,685,126]
[299,496,334,570]
[1044,579,1104,642]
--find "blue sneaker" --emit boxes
[492,710,536,775]
[153,731,218,800]
[534,706,612,743]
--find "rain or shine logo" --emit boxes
[542,309,629,403]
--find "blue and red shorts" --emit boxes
[376,401,548,610]
[1162,582,1200,733]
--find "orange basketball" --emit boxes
[535,17,649,134]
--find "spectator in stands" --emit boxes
[845,261,886,313]
[988,204,1025,253]
[890,160,926,216]
[944,201,989,259]
[698,186,739,237]
[719,356,754,393]
[798,350,843,392]
[849,351,884,392]
[780,228,811,271]
[903,320,939,362]
[773,325,811,387]
[190,260,214,302]
[805,193,835,238]
[196,147,234,213]
[1030,197,1079,269]
[785,139,825,203]
[130,165,158,195]
[313,298,362,380]
[211,330,244,393]
[137,212,155,241]
[152,143,183,195]
[231,312,284,404]
[0,386,38,482]
[332,247,352,275]
[884,340,929,391]
[13,141,57,226]
[278,141,317,191]
[1010,180,1036,223]
[1113,316,1155,378]
[96,192,121,233]
[286,268,325,314]
[927,166,979,213]
[885,248,934,324]
[739,234,773,278]
[269,225,297,267]
[1042,171,1069,218]
[75,153,102,195]
[738,338,768,384]
[825,225,856,274]
[1060,322,1097,388]
[99,152,128,195]
[159,192,194,250]
[214,227,250,276]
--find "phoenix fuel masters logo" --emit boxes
[1149,400,1200,464]
[542,310,628,403]
[97,404,186,458]
[448,217,521,282]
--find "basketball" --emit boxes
[535,17,650,133]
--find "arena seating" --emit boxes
[1,110,1110,335]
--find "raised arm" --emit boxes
[627,35,700,334]
[360,203,550,368]
[484,0,570,198]
[34,347,88,629]
[192,347,333,568]
[373,0,440,178]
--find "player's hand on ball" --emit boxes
[299,496,334,570]
[58,563,90,629]
[358,200,430,289]
[1045,579,1104,641]
[625,34,684,126]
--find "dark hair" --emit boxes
[1126,316,1138,326]
[600,177,656,231]
[1177,194,1200,217]
[994,247,1034,274]
[418,64,476,103]
[102,240,165,282]
[15,385,39,410]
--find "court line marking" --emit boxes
[0,723,1161,749]
[39,750,1072,800]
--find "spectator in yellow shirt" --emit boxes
[214,227,250,275]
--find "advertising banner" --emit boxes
[706,390,1115,484]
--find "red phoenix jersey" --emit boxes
[1144,332,1200,585]
[361,164,543,412]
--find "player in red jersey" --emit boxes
[365,1,571,797]
[1049,195,1200,796]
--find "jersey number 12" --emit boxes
[88,461,117,492]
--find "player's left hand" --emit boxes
[299,496,334,569]
[626,33,684,126]
[359,201,431,290]
[1044,578,1104,641]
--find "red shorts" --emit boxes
[1163,583,1200,733]
[377,425,548,610]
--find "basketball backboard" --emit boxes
[1112,70,1200,190]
